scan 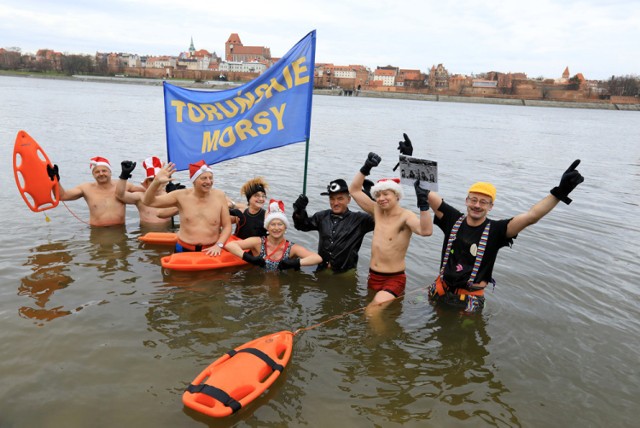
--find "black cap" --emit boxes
[321,179,349,195]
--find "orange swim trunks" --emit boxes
[367,268,406,297]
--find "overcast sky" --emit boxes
[1,0,637,80]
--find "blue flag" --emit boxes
[164,30,316,171]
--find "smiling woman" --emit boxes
[224,199,322,271]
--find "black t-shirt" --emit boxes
[434,200,515,288]
[230,208,267,239]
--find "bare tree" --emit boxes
[607,75,639,97]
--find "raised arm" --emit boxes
[142,162,179,208]
[407,180,433,236]
[115,161,142,204]
[47,164,84,201]
[292,195,318,231]
[507,160,584,238]
[349,152,381,215]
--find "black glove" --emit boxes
[47,164,60,182]
[166,181,186,193]
[398,133,413,156]
[363,179,375,200]
[414,180,430,211]
[393,133,414,171]
[550,159,584,205]
[278,258,301,271]
[119,161,136,180]
[242,252,266,267]
[360,152,381,176]
[293,194,309,212]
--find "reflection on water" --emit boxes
[19,242,75,322]
[88,225,132,276]
[424,308,518,426]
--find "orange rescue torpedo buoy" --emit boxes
[161,250,248,271]
[138,232,178,245]
[160,235,247,271]
[13,130,59,212]
[183,330,294,418]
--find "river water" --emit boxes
[0,75,638,427]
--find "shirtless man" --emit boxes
[142,159,231,256]
[349,152,433,309]
[52,156,137,227]
[115,157,178,227]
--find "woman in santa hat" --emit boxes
[225,199,322,272]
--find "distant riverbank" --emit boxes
[3,71,638,111]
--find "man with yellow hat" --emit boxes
[426,160,584,313]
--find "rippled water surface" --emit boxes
[0,76,638,427]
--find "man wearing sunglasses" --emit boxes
[292,178,374,273]
[426,160,584,313]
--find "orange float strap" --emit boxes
[182,330,294,418]
[13,130,59,212]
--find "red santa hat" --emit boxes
[189,160,213,183]
[264,199,290,228]
[89,156,111,171]
[142,156,163,183]
[371,177,404,199]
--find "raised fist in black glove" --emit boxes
[398,133,413,156]
[363,179,375,200]
[278,258,301,271]
[293,194,309,212]
[414,179,430,211]
[360,152,381,176]
[47,164,60,182]
[119,160,136,180]
[242,252,266,267]
[550,159,584,205]
[166,181,186,193]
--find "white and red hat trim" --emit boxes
[189,160,213,183]
[89,156,111,171]
[142,156,163,182]
[264,199,290,228]
[371,177,404,199]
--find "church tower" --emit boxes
[189,37,196,58]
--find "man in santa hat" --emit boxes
[115,156,180,227]
[142,160,232,256]
[50,156,141,227]
[349,152,433,313]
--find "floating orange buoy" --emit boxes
[160,236,248,271]
[13,130,59,212]
[138,232,177,245]
[183,330,294,418]
[161,250,248,271]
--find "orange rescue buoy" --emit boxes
[161,250,247,271]
[138,232,177,245]
[13,130,59,212]
[161,235,247,271]
[183,330,294,418]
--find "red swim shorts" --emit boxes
[367,269,406,297]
